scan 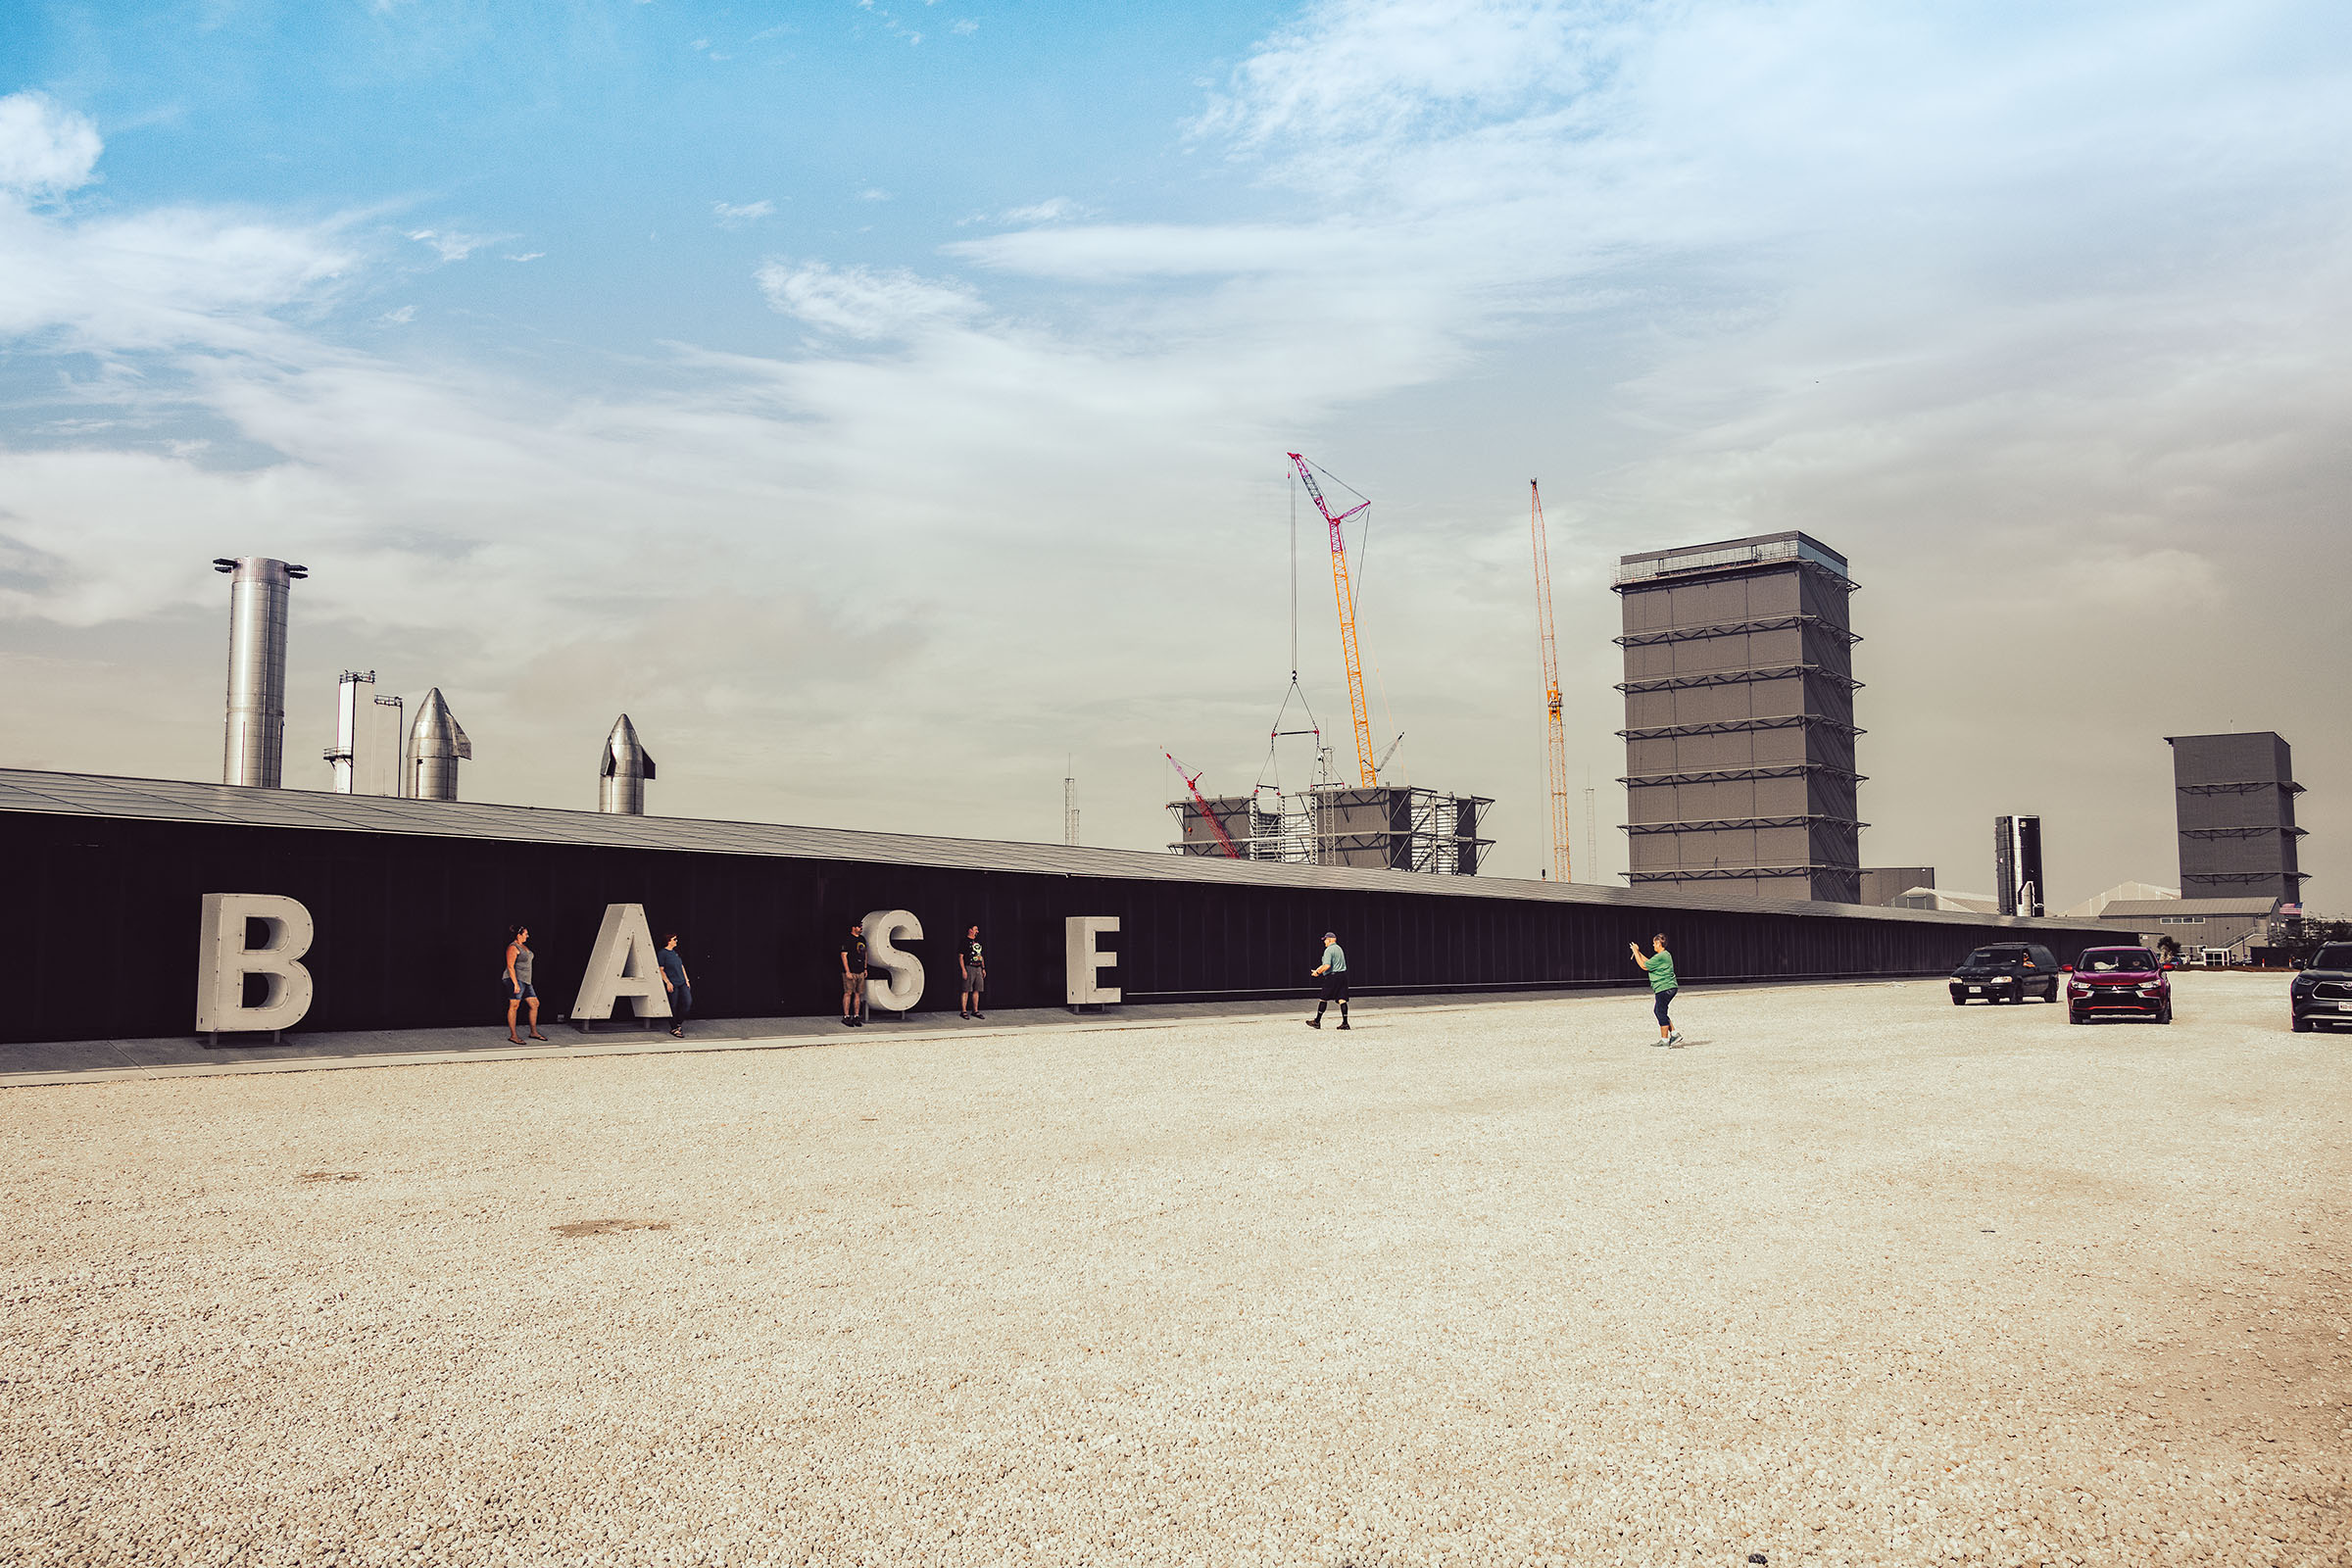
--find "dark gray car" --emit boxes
[2289,943,2352,1033]
[1949,943,2061,1004]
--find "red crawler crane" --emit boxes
[1165,751,1244,859]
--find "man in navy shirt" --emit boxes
[658,932,692,1039]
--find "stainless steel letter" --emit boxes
[195,893,316,1036]
[863,908,924,1013]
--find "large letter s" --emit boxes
[863,908,924,1013]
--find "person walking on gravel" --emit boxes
[503,925,547,1044]
[958,924,987,1020]
[1632,932,1681,1047]
[840,921,867,1028]
[658,932,691,1039]
[1306,930,1350,1031]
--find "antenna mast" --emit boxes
[1530,480,1573,882]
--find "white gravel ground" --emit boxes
[4,972,2348,1568]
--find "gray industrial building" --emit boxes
[2165,732,2307,906]
[1614,532,1863,903]
[1860,866,1935,906]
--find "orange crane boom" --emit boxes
[1166,751,1244,859]
[1287,452,1378,786]
[1529,480,1573,881]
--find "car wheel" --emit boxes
[1951,994,1966,1006]
[2044,981,2058,1003]
[2068,1008,2083,1025]
[2156,1003,2172,1025]
[2293,1012,2314,1034]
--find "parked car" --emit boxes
[2066,946,2172,1025]
[1949,943,2061,1004]
[2289,942,2352,1033]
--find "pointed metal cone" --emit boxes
[602,713,654,780]
[411,688,467,759]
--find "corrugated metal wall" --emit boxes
[4,811,2138,1043]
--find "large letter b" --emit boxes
[195,894,316,1036]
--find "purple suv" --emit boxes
[2067,947,2173,1025]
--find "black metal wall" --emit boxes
[2,811,2137,1044]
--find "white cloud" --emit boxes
[379,305,416,324]
[711,199,775,227]
[407,228,497,263]
[857,187,892,203]
[997,197,1083,225]
[755,259,981,338]
[951,19,977,35]
[0,92,103,197]
[505,251,544,263]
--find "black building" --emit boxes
[0,767,2132,1046]
[1613,532,1863,903]
[2164,732,2308,906]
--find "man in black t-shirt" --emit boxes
[958,924,986,1020]
[840,922,867,1028]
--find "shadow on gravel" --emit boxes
[551,1219,671,1239]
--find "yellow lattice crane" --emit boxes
[1288,451,1378,786]
[1529,480,1573,881]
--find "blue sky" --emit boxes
[3,0,2350,905]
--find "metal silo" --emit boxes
[213,557,307,788]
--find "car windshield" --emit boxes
[1963,948,2027,967]
[2078,949,2158,973]
[2311,944,2352,971]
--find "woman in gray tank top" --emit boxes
[504,925,546,1043]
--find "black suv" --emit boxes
[1949,943,2060,1004]
[2290,943,2352,1033]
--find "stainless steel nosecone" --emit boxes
[408,687,471,802]
[599,713,656,815]
[215,556,307,789]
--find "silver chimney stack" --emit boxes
[599,714,656,815]
[407,688,471,802]
[214,556,307,788]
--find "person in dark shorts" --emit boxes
[958,924,986,1019]
[840,921,867,1028]
[1306,930,1350,1030]
[1631,932,1681,1047]
[503,924,546,1043]
[658,932,691,1039]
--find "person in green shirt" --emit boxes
[1306,930,1350,1030]
[1631,932,1681,1048]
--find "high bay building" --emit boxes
[1614,532,1863,904]
[2165,731,2307,906]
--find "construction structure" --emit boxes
[214,556,307,789]
[1172,783,1490,873]
[323,669,405,797]
[2165,732,2308,906]
[1164,454,1494,877]
[1994,814,2044,917]
[1613,531,1862,903]
[1859,866,1936,907]
[1528,481,1572,881]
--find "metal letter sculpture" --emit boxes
[195,893,316,1040]
[862,908,925,1013]
[1064,915,1120,1006]
[571,903,672,1022]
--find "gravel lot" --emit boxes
[4,972,2348,1568]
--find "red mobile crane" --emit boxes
[1165,751,1244,859]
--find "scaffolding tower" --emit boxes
[1170,784,1492,875]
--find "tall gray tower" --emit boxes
[1612,532,1862,903]
[214,556,307,788]
[2165,732,2307,906]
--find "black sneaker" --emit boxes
[1337,1021,1350,1030]
[973,1011,984,1020]
[841,1017,856,1028]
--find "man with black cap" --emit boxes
[1306,929,1349,1030]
